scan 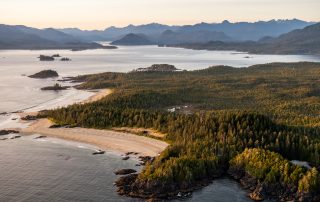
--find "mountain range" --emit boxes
[59,19,314,43]
[171,22,320,54]
[0,24,111,50]
[0,19,318,53]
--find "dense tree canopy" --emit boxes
[41,62,320,199]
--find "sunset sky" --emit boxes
[1,0,319,29]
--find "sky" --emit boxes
[0,0,319,30]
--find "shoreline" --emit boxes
[3,87,168,157]
[21,119,168,157]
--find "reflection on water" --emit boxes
[183,177,252,202]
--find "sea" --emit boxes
[0,45,319,201]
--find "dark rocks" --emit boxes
[227,167,312,201]
[29,70,58,78]
[0,130,19,136]
[49,124,62,128]
[138,156,154,165]
[21,115,38,121]
[249,183,264,201]
[39,55,55,61]
[115,173,213,200]
[115,174,138,188]
[60,57,71,61]
[114,169,137,175]
[92,150,105,155]
[52,54,61,58]
[10,135,21,139]
[41,83,70,91]
[34,135,47,139]
[49,124,76,128]
[122,156,130,160]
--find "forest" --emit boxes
[41,62,320,200]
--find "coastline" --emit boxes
[21,118,168,156]
[3,88,168,157]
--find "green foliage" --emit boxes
[230,148,305,184]
[230,148,320,194]
[41,62,320,194]
[298,167,320,193]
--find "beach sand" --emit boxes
[22,119,168,156]
[16,88,168,156]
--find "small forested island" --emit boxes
[132,64,180,72]
[111,33,154,46]
[39,55,55,61]
[38,54,72,61]
[41,83,69,91]
[41,62,320,201]
[28,70,59,79]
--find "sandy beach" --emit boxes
[14,88,168,156]
[22,119,168,156]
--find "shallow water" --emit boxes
[0,136,141,202]
[0,136,253,202]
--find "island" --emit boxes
[132,64,180,72]
[111,33,154,46]
[28,70,59,79]
[41,83,69,91]
[40,62,320,201]
[39,55,55,61]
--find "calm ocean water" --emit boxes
[0,45,318,201]
[0,45,319,113]
[0,136,252,202]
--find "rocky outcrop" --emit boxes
[41,83,70,91]
[122,156,130,160]
[114,169,137,175]
[60,57,71,61]
[21,115,38,121]
[39,55,55,61]
[115,173,216,200]
[34,135,47,139]
[0,130,19,136]
[29,70,58,78]
[138,156,154,165]
[10,135,21,139]
[92,150,105,155]
[228,167,319,201]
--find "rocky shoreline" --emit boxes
[114,164,320,201]
[0,130,19,136]
[228,167,320,202]
[115,173,221,200]
[114,161,224,200]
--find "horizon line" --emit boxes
[1,18,318,31]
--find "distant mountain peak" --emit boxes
[222,20,230,24]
